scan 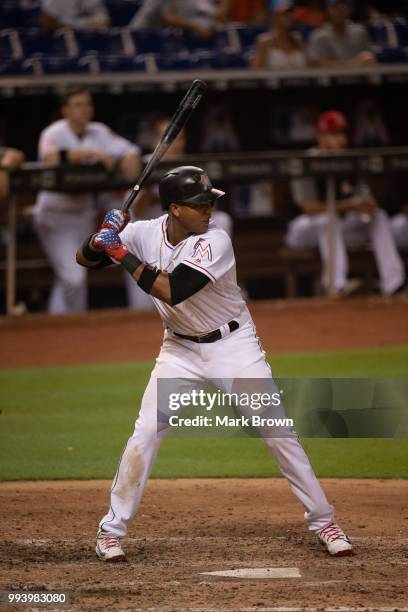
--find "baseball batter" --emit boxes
[76,166,353,561]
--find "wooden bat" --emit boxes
[122,79,208,213]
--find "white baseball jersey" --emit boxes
[35,119,139,216]
[120,214,248,335]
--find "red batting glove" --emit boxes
[93,228,129,263]
[100,209,129,233]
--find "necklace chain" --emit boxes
[160,225,189,271]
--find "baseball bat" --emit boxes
[122,79,208,213]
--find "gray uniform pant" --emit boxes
[34,210,95,314]
[286,210,405,295]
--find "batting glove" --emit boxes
[101,209,129,233]
[93,228,129,263]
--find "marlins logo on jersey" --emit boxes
[192,238,212,264]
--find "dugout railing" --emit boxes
[2,147,408,314]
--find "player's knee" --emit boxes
[60,266,87,291]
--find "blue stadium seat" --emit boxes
[18,27,69,57]
[129,28,165,54]
[106,0,142,27]
[292,22,315,43]
[98,53,148,72]
[72,29,126,56]
[181,31,217,52]
[232,24,269,50]
[40,56,92,74]
[212,50,248,69]
[376,46,407,63]
[0,0,24,28]
[394,19,408,47]
[155,53,196,71]
[0,59,25,75]
[0,29,18,59]
[368,23,390,46]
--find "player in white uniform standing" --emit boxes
[77,165,353,561]
[34,86,140,314]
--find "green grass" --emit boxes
[0,346,407,481]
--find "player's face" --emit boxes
[63,93,94,128]
[174,202,215,234]
[318,132,348,151]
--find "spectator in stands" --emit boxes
[307,0,376,66]
[286,110,405,296]
[33,86,140,315]
[217,0,267,25]
[0,146,25,199]
[129,0,218,38]
[39,0,110,33]
[293,0,326,28]
[251,0,308,69]
[391,204,408,251]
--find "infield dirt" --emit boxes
[1,298,407,610]
[1,479,408,611]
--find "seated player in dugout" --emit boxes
[286,110,406,297]
[76,165,354,563]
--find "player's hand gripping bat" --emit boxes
[122,79,208,214]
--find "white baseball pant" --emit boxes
[99,316,335,538]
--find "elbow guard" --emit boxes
[168,264,210,306]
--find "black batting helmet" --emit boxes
[159,166,225,210]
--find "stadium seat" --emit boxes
[98,53,148,72]
[292,22,315,43]
[394,18,408,47]
[212,51,249,69]
[0,0,25,28]
[106,0,142,27]
[129,28,166,54]
[368,23,392,47]
[40,56,93,74]
[376,46,407,63]
[155,53,195,71]
[0,29,20,60]
[181,31,217,52]
[18,27,69,57]
[72,29,127,57]
[232,24,269,51]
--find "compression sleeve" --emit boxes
[168,263,210,306]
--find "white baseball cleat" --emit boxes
[317,522,354,557]
[95,530,127,563]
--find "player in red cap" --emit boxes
[286,110,405,296]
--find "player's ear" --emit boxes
[169,203,181,218]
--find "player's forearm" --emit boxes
[76,234,113,269]
[125,260,172,304]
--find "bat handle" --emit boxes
[123,184,140,213]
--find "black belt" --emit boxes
[174,320,239,343]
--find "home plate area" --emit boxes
[1,479,407,610]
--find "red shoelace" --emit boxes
[102,535,121,549]
[319,523,348,543]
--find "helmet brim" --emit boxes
[175,187,225,205]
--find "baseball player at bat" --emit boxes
[77,166,353,562]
